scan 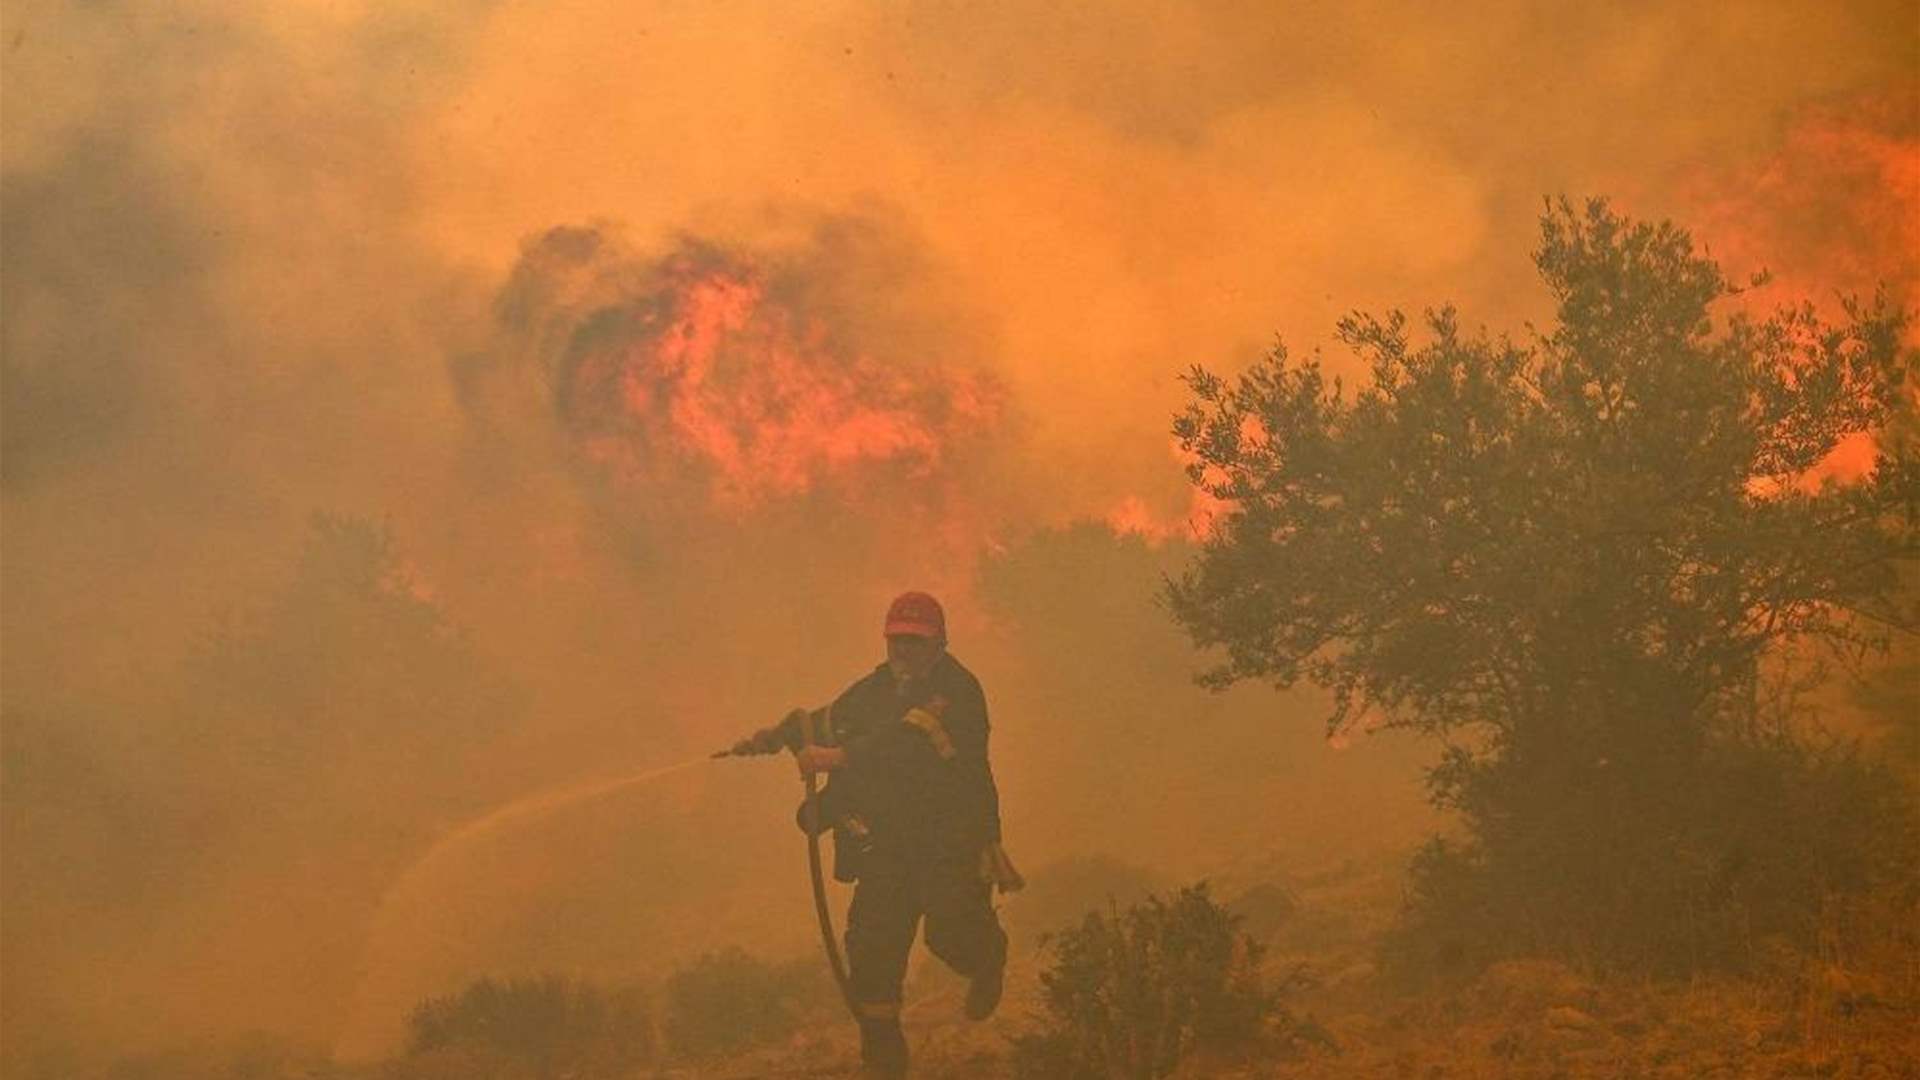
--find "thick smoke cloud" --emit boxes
[2,0,1913,1071]
[1677,85,1919,315]
[470,215,1006,516]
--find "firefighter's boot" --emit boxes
[858,1014,908,1079]
[964,955,1004,1021]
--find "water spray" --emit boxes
[339,715,859,1059]
[334,754,711,1059]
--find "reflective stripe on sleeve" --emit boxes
[900,706,955,759]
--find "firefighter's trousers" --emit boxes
[845,847,1006,1074]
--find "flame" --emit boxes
[1104,487,1228,545]
[1105,442,1231,544]
[1104,494,1164,539]
[1682,86,1917,314]
[556,244,1002,512]
[1678,82,1919,484]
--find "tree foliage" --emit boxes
[183,514,521,784]
[1169,199,1918,969]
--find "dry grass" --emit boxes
[53,867,1917,1079]
[711,875,1920,1079]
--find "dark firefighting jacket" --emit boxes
[784,653,1002,871]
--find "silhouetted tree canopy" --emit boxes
[1169,199,1918,970]
[1172,198,1913,750]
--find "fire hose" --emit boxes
[796,706,860,1018]
[713,709,859,1021]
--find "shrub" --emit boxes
[402,975,652,1079]
[1382,723,1919,981]
[1011,882,1320,1079]
[661,947,823,1059]
[91,1034,332,1080]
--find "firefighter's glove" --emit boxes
[979,841,1025,894]
[795,744,847,777]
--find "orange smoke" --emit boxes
[1104,486,1227,545]
[555,242,1003,512]
[1678,83,1919,482]
[1104,441,1233,544]
[1685,87,1918,314]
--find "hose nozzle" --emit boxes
[713,724,788,759]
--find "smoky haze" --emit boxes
[1,0,1912,1072]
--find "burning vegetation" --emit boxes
[4,6,1918,1078]
[481,224,1006,516]
[1173,198,1916,992]
[30,194,1912,1080]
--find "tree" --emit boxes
[1168,199,1918,971]
[180,513,522,805]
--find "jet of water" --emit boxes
[332,755,711,1060]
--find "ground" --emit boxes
[641,853,1920,1079]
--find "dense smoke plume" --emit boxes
[500,224,1003,508]
[3,1,1914,1073]
[1678,86,1918,316]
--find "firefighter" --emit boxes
[788,592,1018,1078]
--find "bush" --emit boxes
[661,947,824,1059]
[91,1034,333,1080]
[1011,882,1320,1079]
[1383,723,1919,981]
[402,975,652,1079]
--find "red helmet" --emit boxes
[884,591,946,640]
